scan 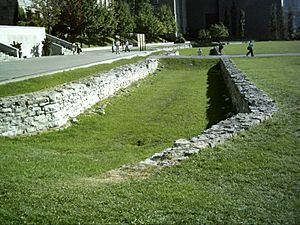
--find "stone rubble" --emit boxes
[129,57,278,169]
[0,59,158,136]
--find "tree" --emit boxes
[270,3,278,40]
[156,4,176,40]
[126,0,149,16]
[114,1,135,37]
[53,0,86,42]
[278,6,285,40]
[239,9,246,39]
[198,29,210,42]
[287,7,294,40]
[135,2,164,42]
[32,0,61,33]
[209,23,229,42]
[93,5,117,40]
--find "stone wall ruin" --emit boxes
[0,56,278,168]
[0,59,158,136]
[133,57,278,168]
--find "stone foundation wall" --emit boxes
[132,57,278,169]
[0,59,158,136]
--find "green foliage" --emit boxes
[209,23,229,42]
[156,4,177,40]
[31,0,61,33]
[42,38,52,56]
[114,1,135,37]
[135,2,164,42]
[17,7,27,25]
[17,7,41,27]
[26,0,177,44]
[198,29,211,43]
[93,6,117,40]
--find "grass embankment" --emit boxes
[0,58,234,223]
[179,40,300,56]
[0,56,145,97]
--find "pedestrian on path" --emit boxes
[246,40,254,57]
[125,40,130,52]
[115,39,120,54]
[112,41,115,53]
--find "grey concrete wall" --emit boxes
[0,59,158,136]
[0,26,46,58]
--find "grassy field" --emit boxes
[0,49,299,223]
[0,58,233,224]
[179,40,300,56]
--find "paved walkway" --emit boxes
[1,49,299,85]
[0,49,154,84]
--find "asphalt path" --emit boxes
[0,49,152,84]
[1,49,300,85]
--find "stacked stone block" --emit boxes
[0,59,158,136]
[132,57,278,168]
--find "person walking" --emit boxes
[246,40,254,56]
[125,40,130,52]
[115,39,120,54]
[112,40,115,53]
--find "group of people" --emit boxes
[112,39,130,54]
[72,43,82,54]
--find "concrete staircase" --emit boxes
[46,34,74,56]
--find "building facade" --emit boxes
[0,0,18,25]
[284,0,300,28]
[154,0,282,40]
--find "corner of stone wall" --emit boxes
[133,57,278,169]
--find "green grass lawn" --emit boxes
[0,58,232,224]
[179,40,300,56]
[0,56,299,224]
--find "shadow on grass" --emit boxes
[206,62,235,129]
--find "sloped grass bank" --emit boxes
[0,58,234,223]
